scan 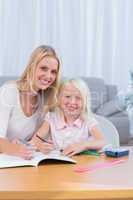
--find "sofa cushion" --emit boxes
[0,76,18,86]
[106,85,117,101]
[96,98,125,117]
[81,77,108,112]
[108,116,130,144]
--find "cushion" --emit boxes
[0,76,18,86]
[96,98,125,117]
[81,77,108,112]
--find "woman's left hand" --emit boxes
[63,142,87,157]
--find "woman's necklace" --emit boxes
[20,91,39,117]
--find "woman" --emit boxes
[0,45,61,159]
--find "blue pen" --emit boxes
[19,139,35,151]
[19,139,31,146]
[19,139,36,157]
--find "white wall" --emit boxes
[0,0,133,90]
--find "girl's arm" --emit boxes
[63,126,106,157]
[85,125,106,149]
[0,137,33,159]
[30,121,54,153]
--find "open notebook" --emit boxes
[0,150,76,168]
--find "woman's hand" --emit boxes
[10,140,33,160]
[29,136,54,154]
[63,142,87,157]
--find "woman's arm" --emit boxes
[0,137,33,159]
[0,83,33,159]
[63,126,106,157]
[30,121,54,153]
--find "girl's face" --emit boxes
[34,56,58,91]
[59,83,83,119]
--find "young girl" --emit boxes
[31,78,105,156]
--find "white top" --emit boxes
[0,81,43,141]
[45,111,98,149]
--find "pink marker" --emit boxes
[74,159,126,173]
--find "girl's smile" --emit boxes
[59,83,83,121]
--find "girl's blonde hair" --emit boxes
[57,78,94,120]
[17,45,61,112]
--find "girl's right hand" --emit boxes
[39,140,54,154]
[29,137,54,154]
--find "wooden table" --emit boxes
[0,151,133,200]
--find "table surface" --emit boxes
[0,148,133,200]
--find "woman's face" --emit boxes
[34,56,58,91]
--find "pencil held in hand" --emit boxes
[29,135,54,154]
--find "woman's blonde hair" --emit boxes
[17,45,61,112]
[57,78,93,120]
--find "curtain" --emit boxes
[0,0,133,89]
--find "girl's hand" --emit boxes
[39,140,55,154]
[29,136,54,154]
[63,142,87,157]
